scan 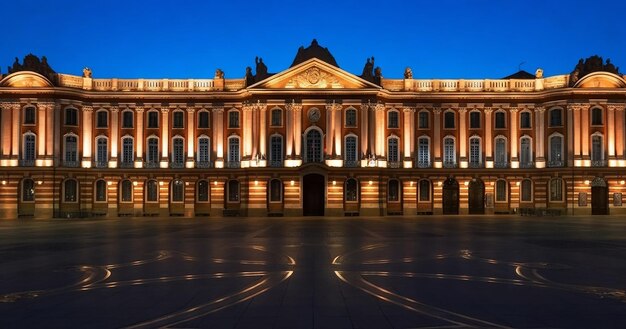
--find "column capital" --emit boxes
[608,104,624,112]
[110,106,119,113]
[509,107,519,114]
[285,102,303,112]
[568,103,588,111]
[483,107,493,115]
[325,102,342,112]
[254,101,267,111]
[374,103,385,112]
[185,107,196,114]
[535,106,545,113]
[82,106,93,112]
[37,102,54,111]
[433,108,442,115]
[360,103,369,111]
[135,107,145,114]
[2,102,20,110]
[212,106,224,113]
[402,107,415,113]
[161,107,170,114]
[458,108,467,114]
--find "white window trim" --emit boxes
[227,109,240,129]
[417,135,431,164]
[119,180,134,203]
[64,107,79,126]
[145,180,159,203]
[270,107,283,127]
[519,135,533,162]
[121,109,134,128]
[63,133,79,163]
[549,178,565,203]
[443,135,456,164]
[22,132,37,161]
[387,179,402,203]
[62,179,79,204]
[269,133,284,163]
[519,110,532,129]
[344,178,359,203]
[227,180,241,203]
[171,135,185,163]
[548,132,565,163]
[196,180,210,203]
[387,109,400,129]
[469,110,481,129]
[417,110,430,129]
[494,110,507,129]
[95,135,109,163]
[196,135,211,163]
[590,107,604,127]
[495,179,508,203]
[121,135,134,164]
[94,179,108,203]
[418,179,432,203]
[343,133,358,163]
[23,106,36,126]
[387,135,400,163]
[228,135,241,162]
[443,110,456,129]
[147,109,160,128]
[197,109,211,129]
[170,179,185,203]
[172,110,185,129]
[344,107,358,128]
[520,179,533,203]
[96,109,109,128]
[494,135,508,163]
[590,132,605,161]
[146,135,160,163]
[303,126,324,163]
[468,135,482,164]
[549,107,564,127]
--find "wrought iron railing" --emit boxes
[170,162,185,169]
[547,160,564,168]
[269,160,283,168]
[19,159,35,167]
[119,161,135,168]
[468,161,483,168]
[226,161,240,168]
[144,161,159,169]
[591,159,607,167]
[443,161,457,169]
[494,161,508,169]
[344,160,359,168]
[93,160,108,168]
[195,161,212,168]
[387,161,401,168]
[519,161,534,169]
[63,160,80,168]
[416,160,431,168]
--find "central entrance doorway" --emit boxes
[468,178,485,214]
[442,178,459,214]
[591,177,609,215]
[303,174,325,216]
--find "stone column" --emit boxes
[360,103,369,158]
[214,107,224,167]
[325,102,335,157]
[403,108,411,160]
[110,107,119,166]
[615,106,625,160]
[259,104,267,158]
[458,108,467,167]
[11,103,20,159]
[37,104,48,158]
[46,103,55,158]
[433,108,441,166]
[293,104,302,159]
[334,104,342,157]
[409,108,415,158]
[375,103,385,158]
[160,108,170,167]
[571,105,581,163]
[607,105,616,160]
[135,107,144,167]
[0,103,14,158]
[81,106,93,167]
[369,104,376,157]
[581,104,590,161]
[535,107,545,167]
[285,102,294,158]
[484,108,493,167]
[53,104,61,166]
[509,108,519,168]
[186,108,195,164]
[251,104,258,159]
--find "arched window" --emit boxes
[344,135,358,167]
[173,111,184,129]
[198,110,210,128]
[549,134,564,166]
[95,180,107,202]
[95,137,108,167]
[269,179,283,202]
[520,111,531,129]
[520,179,532,202]
[63,179,78,203]
[591,107,603,126]
[418,111,429,129]
[387,110,399,128]
[21,178,35,202]
[171,137,185,167]
[147,110,159,128]
[549,178,564,202]
[197,180,209,202]
[549,108,562,127]
[495,179,507,202]
[469,136,481,167]
[305,129,322,163]
[22,133,36,163]
[171,179,184,202]
[146,180,159,202]
[120,180,133,202]
[469,111,481,129]
[520,136,532,167]
[122,110,133,128]
[270,134,283,167]
[591,134,604,164]
[121,137,134,167]
[228,110,240,128]
[227,180,240,202]
[494,111,506,129]
[444,111,455,129]
[345,108,357,127]
[23,106,36,125]
[65,107,78,126]
[345,178,358,202]
[388,179,401,202]
[419,179,431,202]
[96,110,108,128]
[64,134,78,166]
[387,136,399,164]
[146,137,159,167]
[443,137,456,167]
[227,136,240,167]
[417,136,430,168]
[494,136,507,168]
[270,108,282,126]
[197,136,210,167]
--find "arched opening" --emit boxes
[468,178,485,214]
[591,177,609,215]
[267,179,284,216]
[303,174,324,216]
[442,178,459,215]
[195,179,211,216]
[386,179,403,215]
[18,178,36,216]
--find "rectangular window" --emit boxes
[122,111,133,128]
[148,111,159,128]
[388,112,399,128]
[418,112,429,129]
[198,111,210,128]
[271,110,282,126]
[96,111,108,128]
[229,111,239,128]
[469,112,480,129]
[345,110,357,127]
[65,108,78,126]
[24,107,36,125]
[173,112,184,129]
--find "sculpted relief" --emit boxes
[287,67,343,88]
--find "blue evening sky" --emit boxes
[2,0,625,79]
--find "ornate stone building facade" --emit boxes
[0,44,625,218]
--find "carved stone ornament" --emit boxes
[290,67,342,88]
[308,108,321,123]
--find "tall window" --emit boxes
[146,180,158,202]
[591,134,603,162]
[228,137,240,165]
[388,111,399,128]
[172,137,184,166]
[197,180,209,202]
[228,180,240,202]
[22,178,35,202]
[521,179,532,202]
[228,110,239,128]
[65,108,78,126]
[444,111,455,128]
[345,178,358,202]
[24,106,36,125]
[443,137,455,166]
[469,111,480,129]
[387,137,399,163]
[549,178,564,202]
[549,108,562,127]
[269,179,282,202]
[417,137,430,167]
[120,180,133,202]
[64,179,78,202]
[419,180,430,202]
[173,111,184,129]
[147,137,159,165]
[23,133,36,161]
[418,111,429,129]
[345,109,357,127]
[171,180,184,202]
[270,135,283,166]
[494,137,507,166]
[96,110,108,128]
[549,135,563,164]
[591,108,603,126]
[520,111,531,129]
[344,135,357,166]
[95,180,107,202]
[64,135,78,164]
[469,137,481,166]
[122,111,133,128]
[305,130,322,163]
[198,111,210,128]
[520,137,532,165]
[388,179,400,202]
[495,111,506,129]
[147,111,159,128]
[197,137,210,164]
[495,180,507,202]
[271,108,282,126]
[122,137,134,165]
[96,137,108,165]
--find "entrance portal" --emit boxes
[468,178,485,214]
[442,178,459,215]
[303,174,325,216]
[591,177,609,215]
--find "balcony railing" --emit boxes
[416,160,431,168]
[494,161,508,169]
[170,162,185,169]
[591,159,607,167]
[519,161,534,169]
[443,161,457,169]
[195,161,213,169]
[93,160,108,168]
[547,160,564,168]
[19,159,35,167]
[468,161,483,168]
[387,161,401,169]
[344,160,359,168]
[119,161,134,168]
[144,161,159,169]
[269,160,283,168]
[63,160,80,168]
[226,161,240,168]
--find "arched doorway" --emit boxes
[303,174,325,216]
[442,178,459,215]
[591,177,609,215]
[468,178,485,214]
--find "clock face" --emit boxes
[308,108,321,123]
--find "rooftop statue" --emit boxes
[254,57,270,82]
[82,67,92,78]
[244,66,254,86]
[404,67,413,79]
[290,39,339,67]
[569,55,621,86]
[7,54,57,83]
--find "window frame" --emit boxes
[172,110,185,129]
[549,178,565,203]
[94,179,107,203]
[549,108,563,127]
[494,110,506,129]
[269,179,283,203]
[21,178,35,202]
[443,110,455,129]
[270,108,283,127]
[147,110,160,129]
[145,180,159,203]
[345,178,359,203]
[418,110,429,129]
[228,109,240,129]
[96,109,108,128]
[520,179,533,202]
[120,179,133,203]
[387,179,401,202]
[170,179,184,203]
[65,107,78,126]
[519,111,532,129]
[197,110,210,129]
[121,110,134,129]
[418,179,431,202]
[495,179,508,202]
[63,179,79,203]
[23,106,36,125]
[345,108,357,128]
[196,179,210,203]
[227,179,240,203]
[469,111,481,129]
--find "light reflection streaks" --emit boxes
[333,244,626,328]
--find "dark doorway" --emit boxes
[591,177,609,215]
[303,174,325,216]
[442,178,459,215]
[468,178,485,214]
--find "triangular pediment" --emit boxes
[248,58,380,90]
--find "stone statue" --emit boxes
[535,68,543,78]
[361,56,375,79]
[7,54,57,83]
[605,59,616,73]
[82,67,92,78]
[255,56,268,80]
[569,69,580,86]
[569,55,621,86]
[214,68,224,79]
[245,66,254,86]
[404,67,413,79]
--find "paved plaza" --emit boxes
[0,215,625,328]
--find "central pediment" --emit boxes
[248,58,380,90]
